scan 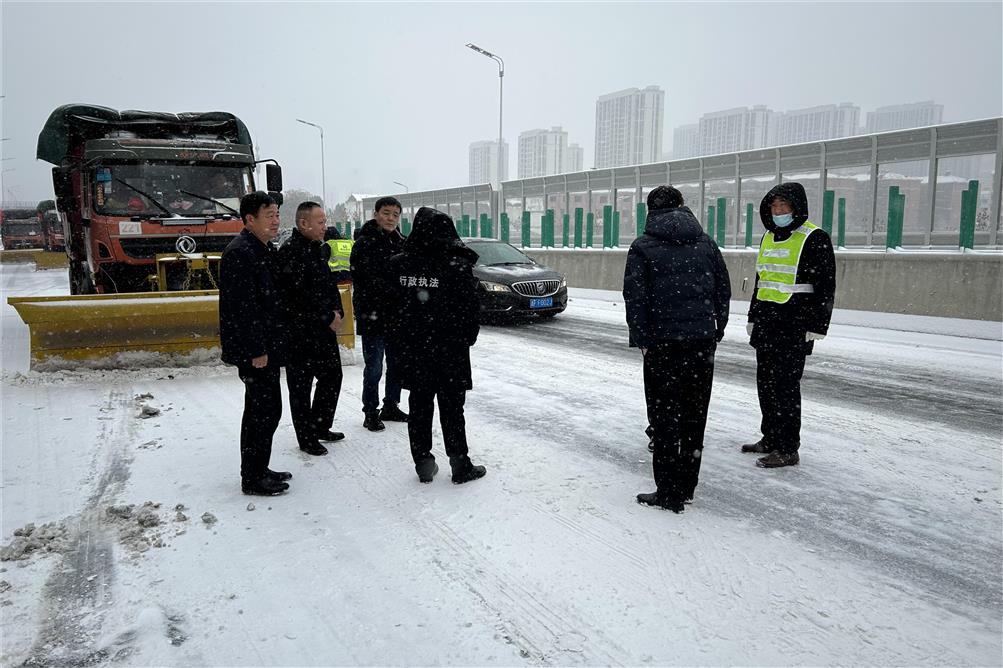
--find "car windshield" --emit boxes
[92,163,250,217]
[466,241,534,266]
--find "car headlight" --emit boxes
[559,276,567,288]
[480,281,512,293]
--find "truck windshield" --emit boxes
[3,221,42,236]
[92,164,250,217]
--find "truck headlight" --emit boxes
[480,281,512,293]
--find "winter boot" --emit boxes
[636,492,684,513]
[450,456,486,485]
[415,458,439,484]
[363,412,386,432]
[379,404,409,422]
[319,430,345,442]
[741,439,774,454]
[756,451,800,468]
[242,476,289,496]
[266,469,293,482]
[299,441,329,456]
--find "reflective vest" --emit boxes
[755,221,818,304]
[325,239,353,273]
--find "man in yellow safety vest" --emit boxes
[742,182,836,468]
[324,225,353,284]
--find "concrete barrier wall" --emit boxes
[525,248,1003,321]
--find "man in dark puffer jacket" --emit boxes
[623,186,731,512]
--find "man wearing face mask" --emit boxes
[742,182,836,468]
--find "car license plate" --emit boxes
[530,297,553,308]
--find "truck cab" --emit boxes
[0,207,45,250]
[37,105,282,294]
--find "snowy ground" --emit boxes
[1,262,1001,666]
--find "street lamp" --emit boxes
[296,118,326,209]
[465,43,505,190]
[392,181,408,193]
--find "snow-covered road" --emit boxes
[1,262,1001,666]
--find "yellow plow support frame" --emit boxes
[7,285,355,370]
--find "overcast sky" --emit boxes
[2,1,1000,206]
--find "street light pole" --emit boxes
[296,118,326,209]
[465,43,505,190]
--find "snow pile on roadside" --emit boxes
[26,347,226,373]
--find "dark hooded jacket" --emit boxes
[276,228,344,363]
[386,207,480,392]
[349,219,405,336]
[219,228,288,367]
[748,182,836,350]
[622,205,731,348]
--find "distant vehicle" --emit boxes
[463,238,568,320]
[0,207,44,250]
[36,200,64,251]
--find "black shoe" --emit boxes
[266,469,292,482]
[450,457,486,485]
[318,431,345,442]
[416,459,439,484]
[756,451,800,468]
[741,439,775,454]
[242,476,289,496]
[636,492,684,513]
[379,404,409,422]
[299,442,329,456]
[363,412,385,432]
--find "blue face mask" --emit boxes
[772,213,794,228]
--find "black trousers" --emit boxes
[643,341,716,501]
[286,355,343,448]
[237,365,283,482]
[756,343,808,453]
[407,389,469,465]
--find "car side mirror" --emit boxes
[53,168,73,213]
[266,163,283,193]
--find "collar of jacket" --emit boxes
[240,227,274,253]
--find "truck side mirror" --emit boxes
[53,168,73,213]
[266,163,283,193]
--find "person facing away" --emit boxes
[386,207,486,485]
[741,182,836,468]
[277,201,345,458]
[623,185,731,513]
[350,196,409,431]
[219,191,291,496]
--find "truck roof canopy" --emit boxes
[37,104,253,165]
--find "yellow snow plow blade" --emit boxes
[8,285,355,370]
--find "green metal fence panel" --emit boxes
[586,212,595,247]
[562,214,570,247]
[521,211,531,247]
[960,182,979,249]
[574,208,584,248]
[636,202,647,238]
[480,213,490,238]
[460,214,470,238]
[612,211,620,247]
[355,220,362,234]
[745,203,754,247]
[822,190,835,236]
[602,205,613,248]
[837,198,846,248]
[886,186,902,248]
[546,209,555,247]
[401,217,411,236]
[715,197,726,246]
[500,212,510,244]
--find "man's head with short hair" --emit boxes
[647,186,684,211]
[240,191,280,244]
[295,201,326,242]
[373,196,402,233]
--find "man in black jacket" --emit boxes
[350,196,408,431]
[623,186,731,513]
[278,201,345,457]
[387,207,486,485]
[220,192,291,496]
[743,182,836,468]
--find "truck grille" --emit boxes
[511,279,561,298]
[119,235,238,259]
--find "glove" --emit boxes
[746,322,754,336]
[806,331,826,342]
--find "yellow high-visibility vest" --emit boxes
[325,239,353,273]
[755,221,819,304]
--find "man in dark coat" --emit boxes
[623,186,731,513]
[387,207,486,485]
[220,191,291,496]
[350,196,408,431]
[743,182,836,468]
[277,201,345,457]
